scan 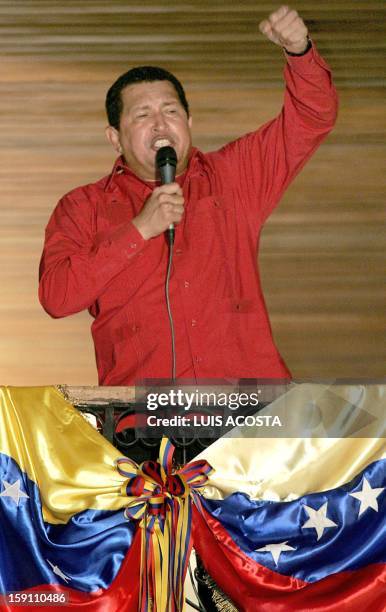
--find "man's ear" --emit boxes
[105,125,122,154]
[188,116,192,129]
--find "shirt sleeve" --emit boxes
[215,42,338,225]
[38,189,147,318]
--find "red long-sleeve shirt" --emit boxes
[39,46,338,385]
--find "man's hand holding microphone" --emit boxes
[132,182,184,241]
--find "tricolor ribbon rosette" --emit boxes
[116,438,213,612]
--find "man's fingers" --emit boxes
[268,5,290,26]
[161,203,184,224]
[259,7,296,42]
[276,12,303,37]
[133,188,185,238]
[154,182,182,196]
[162,203,184,215]
[158,193,184,207]
[271,8,298,31]
[259,6,308,51]
[280,22,307,44]
[259,19,272,36]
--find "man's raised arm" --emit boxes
[215,5,338,224]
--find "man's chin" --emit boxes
[124,155,158,181]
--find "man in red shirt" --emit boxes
[39,6,338,385]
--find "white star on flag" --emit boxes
[349,477,385,516]
[256,541,296,566]
[0,480,29,506]
[302,502,337,540]
[46,559,71,583]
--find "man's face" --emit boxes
[106,80,192,181]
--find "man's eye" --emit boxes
[136,113,148,119]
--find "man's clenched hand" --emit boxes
[132,183,185,240]
[259,5,308,55]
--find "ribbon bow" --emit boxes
[116,438,213,612]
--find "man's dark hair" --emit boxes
[105,66,189,129]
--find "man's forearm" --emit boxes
[39,198,147,318]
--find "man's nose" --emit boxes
[151,112,168,132]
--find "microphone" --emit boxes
[156,146,177,244]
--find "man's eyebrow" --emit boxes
[131,103,151,112]
[130,100,180,112]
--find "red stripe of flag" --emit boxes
[192,504,386,611]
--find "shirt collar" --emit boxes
[104,148,201,193]
[104,156,129,192]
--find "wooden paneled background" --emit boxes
[0,1,385,384]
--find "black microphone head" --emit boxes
[155,146,177,169]
[156,146,177,184]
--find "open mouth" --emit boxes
[152,137,173,151]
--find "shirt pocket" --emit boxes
[185,195,230,256]
[218,296,260,314]
[215,295,274,353]
[181,195,234,293]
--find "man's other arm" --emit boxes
[216,5,338,224]
[38,190,144,318]
[39,183,184,318]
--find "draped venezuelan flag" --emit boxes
[194,383,386,611]
[1,384,385,612]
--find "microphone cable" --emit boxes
[156,145,178,382]
[165,233,176,381]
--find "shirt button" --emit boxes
[191,319,197,327]
[184,281,190,288]
[129,243,137,249]
[175,248,182,255]
[195,356,202,363]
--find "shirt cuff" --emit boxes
[94,220,147,261]
[284,40,332,75]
